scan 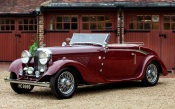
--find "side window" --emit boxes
[82,15,112,30]
[164,15,175,30]
[49,15,78,30]
[18,18,37,31]
[129,15,159,30]
[0,18,15,31]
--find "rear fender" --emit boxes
[8,59,23,77]
[136,55,168,79]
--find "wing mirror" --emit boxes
[62,38,71,46]
[66,38,71,42]
[102,42,107,48]
[102,42,108,53]
[62,42,67,46]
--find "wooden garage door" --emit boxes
[0,17,37,61]
[0,18,17,61]
[124,12,175,70]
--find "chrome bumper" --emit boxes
[4,78,50,87]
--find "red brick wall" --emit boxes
[0,0,48,13]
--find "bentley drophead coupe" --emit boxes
[5,33,168,99]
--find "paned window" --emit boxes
[82,15,112,30]
[164,15,175,30]
[18,18,37,31]
[49,15,78,30]
[129,15,159,30]
[0,18,15,31]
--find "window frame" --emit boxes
[0,18,15,31]
[48,15,78,31]
[163,15,175,30]
[129,15,160,30]
[82,15,113,31]
[18,18,37,31]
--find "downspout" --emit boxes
[35,8,41,47]
[119,8,123,44]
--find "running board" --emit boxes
[4,78,50,87]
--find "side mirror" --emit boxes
[62,42,67,46]
[102,42,107,48]
[66,38,71,42]
[102,42,108,53]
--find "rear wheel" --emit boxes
[142,62,160,86]
[10,72,34,94]
[50,68,78,99]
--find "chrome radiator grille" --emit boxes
[34,50,40,71]
[34,50,46,71]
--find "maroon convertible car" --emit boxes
[5,33,168,99]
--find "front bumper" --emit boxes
[4,78,50,87]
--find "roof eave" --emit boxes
[41,2,175,11]
[0,12,36,17]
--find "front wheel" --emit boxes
[142,62,160,86]
[10,72,34,94]
[50,68,78,99]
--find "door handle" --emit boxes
[159,33,167,38]
[15,34,21,38]
[131,53,135,56]
[131,53,136,64]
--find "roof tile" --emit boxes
[1,0,175,13]
[0,0,48,13]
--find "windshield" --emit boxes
[69,33,110,46]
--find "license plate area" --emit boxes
[18,84,32,89]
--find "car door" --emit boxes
[87,47,105,74]
[102,46,142,80]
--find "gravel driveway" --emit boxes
[0,62,175,109]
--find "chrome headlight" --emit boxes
[21,50,32,64]
[38,51,50,65]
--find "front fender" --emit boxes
[136,55,168,79]
[9,59,23,77]
[43,60,105,83]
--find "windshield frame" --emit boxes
[69,33,110,46]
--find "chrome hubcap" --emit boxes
[58,71,74,95]
[146,64,158,83]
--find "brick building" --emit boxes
[0,0,175,70]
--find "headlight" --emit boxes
[21,50,32,64]
[39,51,50,65]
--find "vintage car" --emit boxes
[5,33,168,99]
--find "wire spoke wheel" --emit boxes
[50,68,77,99]
[142,62,160,86]
[58,71,75,95]
[146,64,158,83]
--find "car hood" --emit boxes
[38,46,101,55]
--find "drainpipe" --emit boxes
[119,8,123,44]
[35,8,41,47]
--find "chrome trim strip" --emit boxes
[137,50,148,55]
[108,49,148,55]
[4,78,50,87]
